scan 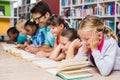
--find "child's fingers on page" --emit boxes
[35,51,46,58]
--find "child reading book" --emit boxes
[36,15,69,57]
[16,19,28,44]
[24,19,45,51]
[7,27,19,44]
[70,15,120,76]
[49,28,80,61]
[46,15,69,48]
[16,19,45,51]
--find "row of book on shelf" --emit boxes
[61,4,118,18]
[18,5,31,14]
[61,0,119,6]
[71,19,114,31]
[1,43,93,80]
[18,13,31,19]
[0,6,5,16]
[61,0,99,6]
[22,0,31,5]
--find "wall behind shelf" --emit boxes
[43,0,60,14]
[0,18,10,34]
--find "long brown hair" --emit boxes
[79,15,118,42]
[61,28,79,41]
[46,14,69,29]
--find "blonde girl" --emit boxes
[70,15,120,76]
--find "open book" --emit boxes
[1,43,16,52]
[8,47,36,61]
[32,58,59,69]
[2,43,92,80]
[46,57,92,80]
[56,70,92,80]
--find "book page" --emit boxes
[46,68,58,75]
[32,58,59,69]
[58,63,90,72]
[61,67,91,74]
[57,57,90,72]
[20,50,35,60]
[1,43,16,52]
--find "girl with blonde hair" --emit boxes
[69,15,120,76]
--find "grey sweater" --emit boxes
[75,37,120,76]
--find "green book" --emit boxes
[56,70,92,80]
[46,58,93,80]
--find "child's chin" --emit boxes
[64,51,67,54]
[86,45,90,48]
[53,34,57,37]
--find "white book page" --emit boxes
[46,68,58,75]
[32,58,59,69]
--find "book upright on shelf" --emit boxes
[0,6,5,16]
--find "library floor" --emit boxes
[0,43,120,80]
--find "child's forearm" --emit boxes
[54,53,65,61]
[66,45,75,59]
[37,44,53,53]
[49,45,61,60]
[66,39,82,59]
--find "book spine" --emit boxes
[104,20,115,31]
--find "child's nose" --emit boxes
[61,45,64,49]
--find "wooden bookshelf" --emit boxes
[60,0,120,33]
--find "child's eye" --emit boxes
[52,27,55,29]
[62,43,66,46]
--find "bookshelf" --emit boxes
[0,0,18,40]
[60,0,120,33]
[16,0,60,23]
[15,0,36,21]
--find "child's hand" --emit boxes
[25,45,39,54]
[66,39,82,59]
[69,39,82,49]
[81,44,89,54]
[90,32,99,51]
[7,40,14,44]
[25,45,33,52]
[16,44,26,49]
[36,51,50,58]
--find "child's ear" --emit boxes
[97,31,103,40]
[60,24,64,30]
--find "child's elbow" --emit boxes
[49,56,55,60]
[100,70,111,76]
